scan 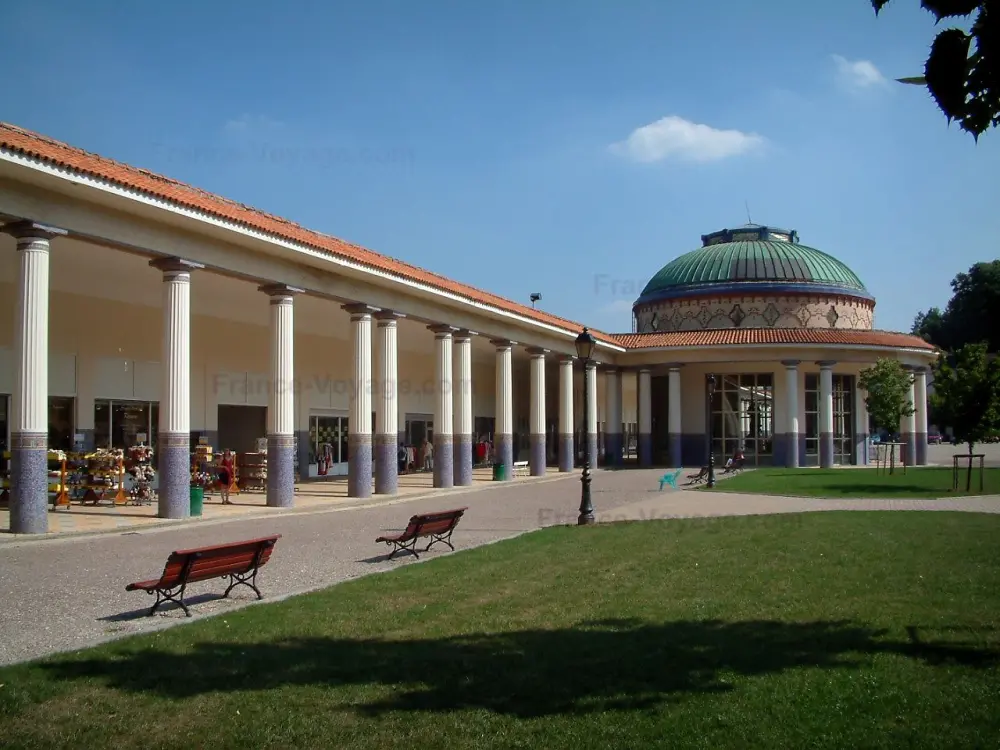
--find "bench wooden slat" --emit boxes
[375,507,467,559]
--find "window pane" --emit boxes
[94,400,110,449]
[806,412,818,437]
[805,374,819,391]
[0,395,7,451]
[805,438,819,456]
[805,392,818,412]
[48,396,74,452]
[111,401,150,449]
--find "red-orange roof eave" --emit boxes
[612,329,937,351]
[0,122,621,348]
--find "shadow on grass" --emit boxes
[40,618,998,717]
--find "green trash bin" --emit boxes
[492,462,507,481]
[190,485,204,517]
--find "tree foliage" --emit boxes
[930,343,1000,450]
[872,0,998,139]
[859,358,916,434]
[910,260,1000,352]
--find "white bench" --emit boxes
[513,460,530,478]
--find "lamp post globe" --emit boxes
[575,327,596,525]
[707,374,717,489]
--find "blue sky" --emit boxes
[2,0,996,333]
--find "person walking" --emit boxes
[218,449,236,504]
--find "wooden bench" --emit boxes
[126,534,281,617]
[686,466,709,484]
[375,507,468,559]
[722,456,746,474]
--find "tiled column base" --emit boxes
[10,432,48,534]
[348,434,373,498]
[453,433,473,486]
[915,433,927,465]
[158,432,191,520]
[820,433,834,469]
[433,434,454,488]
[903,433,916,467]
[586,432,598,468]
[529,433,546,476]
[855,433,869,466]
[638,433,652,467]
[668,433,681,468]
[558,433,573,472]
[604,433,622,466]
[266,434,295,508]
[374,433,398,494]
[495,433,513,479]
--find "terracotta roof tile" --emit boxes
[612,328,936,351]
[0,122,619,346]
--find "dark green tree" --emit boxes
[859,359,915,472]
[872,0,998,139]
[930,342,1000,489]
[911,260,1000,352]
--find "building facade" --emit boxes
[0,123,936,533]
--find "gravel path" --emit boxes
[0,468,996,666]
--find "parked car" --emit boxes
[927,431,943,445]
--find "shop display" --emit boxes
[126,444,156,506]
[238,452,267,492]
[48,450,71,509]
[81,448,127,505]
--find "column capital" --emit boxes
[374,310,405,324]
[2,220,67,242]
[911,365,929,375]
[149,256,204,275]
[490,338,514,349]
[558,354,576,364]
[453,329,475,342]
[816,360,837,368]
[602,365,619,374]
[342,302,377,317]
[584,359,598,370]
[781,359,801,368]
[258,283,304,298]
[428,323,458,336]
[638,367,652,375]
[526,346,548,357]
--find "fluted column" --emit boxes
[604,368,622,465]
[902,369,917,467]
[638,369,652,466]
[150,257,202,519]
[344,304,374,498]
[453,330,474,486]
[430,325,455,488]
[374,311,402,494]
[493,339,514,479]
[527,347,547,476]
[818,361,835,468]
[782,360,800,468]
[260,284,301,507]
[558,356,574,472]
[585,361,599,468]
[855,381,869,466]
[668,366,682,467]
[4,222,64,534]
[913,367,928,465]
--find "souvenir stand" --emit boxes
[0,450,72,509]
[191,441,217,498]
[81,448,127,505]
[238,439,268,493]
[125,443,155,506]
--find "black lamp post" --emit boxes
[575,327,596,525]
[707,373,717,489]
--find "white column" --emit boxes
[913,367,928,465]
[818,361,835,468]
[4,221,63,534]
[558,356,574,472]
[344,304,374,498]
[585,361,598,467]
[430,325,455,487]
[668,366,682,467]
[902,369,917,467]
[493,339,514,476]
[782,360,800,467]
[260,283,301,507]
[374,311,402,494]
[604,368,622,465]
[528,347,547,476]
[453,330,474,485]
[638,368,652,466]
[151,257,202,519]
[855,381,870,466]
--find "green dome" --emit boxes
[637,226,871,303]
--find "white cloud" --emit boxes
[609,116,765,164]
[223,114,285,133]
[831,54,887,92]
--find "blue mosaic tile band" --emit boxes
[681,433,707,467]
[856,433,869,466]
[903,432,916,467]
[348,433,373,498]
[496,433,514,479]
[915,433,927,465]
[819,432,834,468]
[433,434,454,488]
[668,432,682,468]
[638,433,652,467]
[529,433,546,476]
[158,432,191,519]
[10,432,47,534]
[558,433,574,472]
[586,432,598,469]
[453,433,473,486]
[604,433,623,466]
[374,433,398,494]
[266,434,295,508]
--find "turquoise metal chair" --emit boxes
[658,468,682,490]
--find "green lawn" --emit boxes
[1,513,999,749]
[707,467,1000,498]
